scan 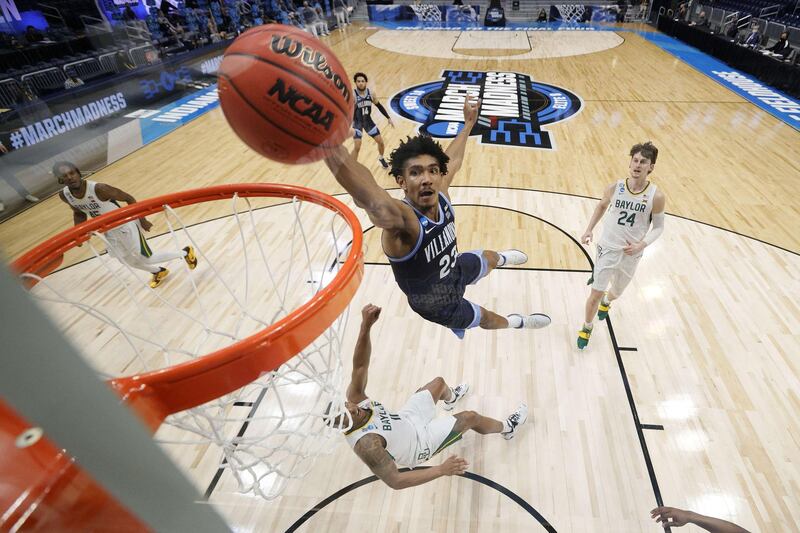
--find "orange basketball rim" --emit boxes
[1,183,363,529]
[12,182,364,429]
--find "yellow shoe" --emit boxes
[597,296,611,321]
[577,325,593,350]
[183,246,198,270]
[149,267,169,288]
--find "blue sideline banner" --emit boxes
[0,43,227,216]
[0,43,226,154]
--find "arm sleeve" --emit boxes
[374,101,390,119]
[643,212,665,246]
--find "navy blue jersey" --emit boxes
[388,193,463,312]
[353,88,374,127]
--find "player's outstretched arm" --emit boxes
[324,145,409,231]
[95,183,153,231]
[580,182,616,245]
[355,434,467,490]
[374,99,394,127]
[346,304,381,404]
[442,96,480,190]
[650,507,751,533]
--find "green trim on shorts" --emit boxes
[137,227,153,258]
[432,430,463,457]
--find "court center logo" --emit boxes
[391,70,582,149]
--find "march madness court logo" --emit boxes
[391,70,582,149]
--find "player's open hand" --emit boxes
[623,239,645,255]
[650,507,692,528]
[361,304,381,327]
[581,231,592,245]
[438,455,468,476]
[140,219,153,232]
[462,96,481,126]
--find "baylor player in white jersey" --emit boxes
[577,142,666,349]
[328,304,528,489]
[54,161,197,288]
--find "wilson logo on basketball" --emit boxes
[270,35,351,104]
[268,78,334,130]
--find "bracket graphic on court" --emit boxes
[391,70,582,149]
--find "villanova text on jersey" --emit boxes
[423,220,457,263]
[389,194,463,311]
[354,88,374,125]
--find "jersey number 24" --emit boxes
[617,211,636,227]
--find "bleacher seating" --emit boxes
[0,0,351,103]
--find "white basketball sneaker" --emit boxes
[501,402,529,440]
[498,249,528,267]
[508,313,552,329]
[442,383,469,411]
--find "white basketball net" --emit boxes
[21,192,357,500]
[410,3,443,22]
[554,4,586,22]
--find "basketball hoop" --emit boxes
[554,5,587,23]
[6,183,363,524]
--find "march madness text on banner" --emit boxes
[392,70,582,149]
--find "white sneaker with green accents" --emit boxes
[501,402,529,440]
[442,383,469,411]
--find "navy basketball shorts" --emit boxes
[409,250,489,338]
[353,117,380,139]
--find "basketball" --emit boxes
[217,24,354,164]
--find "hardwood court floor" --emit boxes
[2,24,799,532]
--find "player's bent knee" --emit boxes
[454,410,479,431]
[482,250,500,269]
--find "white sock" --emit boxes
[497,252,507,267]
[502,420,512,433]
[507,315,523,328]
[583,322,593,330]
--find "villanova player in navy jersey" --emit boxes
[351,72,394,169]
[325,96,550,337]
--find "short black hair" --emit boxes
[353,72,367,83]
[629,141,658,164]
[389,135,450,179]
[52,160,79,177]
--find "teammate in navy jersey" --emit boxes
[351,72,394,169]
[324,96,550,337]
